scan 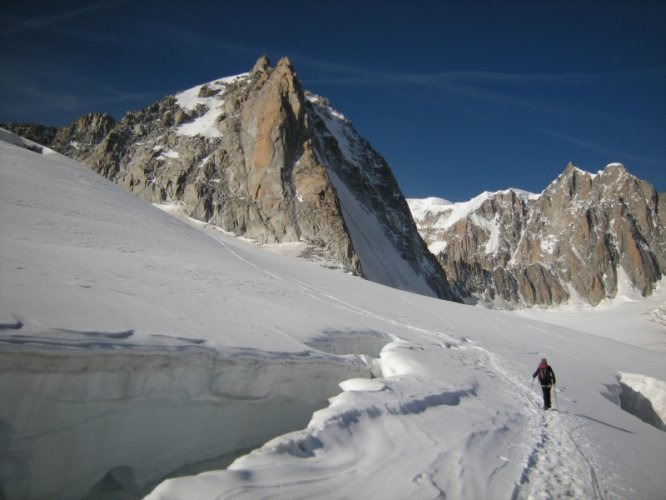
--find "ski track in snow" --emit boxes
[511,381,605,499]
[196,220,607,499]
[513,406,605,500]
[450,339,600,499]
[468,338,607,500]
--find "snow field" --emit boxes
[1,133,665,499]
[516,280,666,352]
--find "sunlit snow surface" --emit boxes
[173,74,249,138]
[1,132,665,500]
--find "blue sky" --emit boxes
[1,0,664,200]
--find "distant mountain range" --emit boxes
[4,56,664,308]
[409,163,665,307]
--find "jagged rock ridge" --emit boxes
[5,56,454,300]
[409,163,666,307]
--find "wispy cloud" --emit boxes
[0,59,160,123]
[295,51,665,85]
[8,59,158,100]
[0,0,130,35]
[531,127,662,166]
[295,54,666,113]
[37,17,268,57]
[296,58,576,117]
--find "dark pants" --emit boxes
[541,385,552,409]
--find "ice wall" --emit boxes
[618,372,666,431]
[0,347,372,499]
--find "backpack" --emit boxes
[538,365,551,384]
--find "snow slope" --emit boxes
[514,282,666,353]
[1,132,665,499]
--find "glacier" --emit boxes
[1,131,665,499]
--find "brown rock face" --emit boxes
[411,163,665,307]
[1,113,116,160]
[9,56,454,300]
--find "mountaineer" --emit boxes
[533,358,556,410]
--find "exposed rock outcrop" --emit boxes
[3,114,117,160]
[53,113,117,160]
[410,163,665,307]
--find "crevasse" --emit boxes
[0,346,373,500]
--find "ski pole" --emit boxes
[530,377,534,391]
[554,386,559,408]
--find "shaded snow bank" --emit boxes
[0,344,373,499]
[304,329,392,359]
[615,373,666,431]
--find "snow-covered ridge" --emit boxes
[174,73,250,138]
[545,162,630,190]
[305,92,348,122]
[405,196,452,220]
[174,73,249,110]
[306,93,357,164]
[410,163,628,233]
[408,188,536,232]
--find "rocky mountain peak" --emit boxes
[8,57,455,300]
[603,162,627,176]
[251,55,271,75]
[276,56,295,72]
[240,56,306,206]
[71,112,116,133]
[54,112,117,160]
[547,162,593,200]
